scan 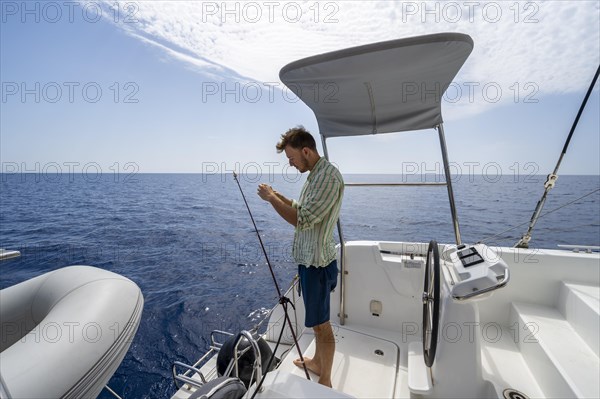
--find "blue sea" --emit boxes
[1,173,599,398]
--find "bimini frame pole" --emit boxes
[321,135,347,326]
[437,123,463,246]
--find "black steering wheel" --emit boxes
[422,240,440,368]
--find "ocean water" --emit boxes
[0,173,598,398]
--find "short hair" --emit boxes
[276,126,317,153]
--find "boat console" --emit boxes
[443,243,510,301]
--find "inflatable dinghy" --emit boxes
[0,266,144,398]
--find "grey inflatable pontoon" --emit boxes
[0,266,144,398]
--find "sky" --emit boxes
[1,0,599,178]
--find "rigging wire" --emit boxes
[481,188,600,245]
[515,64,600,248]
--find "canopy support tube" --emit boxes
[437,124,462,246]
[321,135,347,326]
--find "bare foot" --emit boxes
[318,376,332,388]
[293,357,321,375]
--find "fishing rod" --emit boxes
[232,172,311,382]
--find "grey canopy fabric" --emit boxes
[279,33,473,138]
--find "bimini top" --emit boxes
[279,33,473,138]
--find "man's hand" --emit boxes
[257,183,276,202]
[257,184,297,226]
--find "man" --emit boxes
[257,126,344,388]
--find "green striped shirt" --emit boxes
[291,157,344,267]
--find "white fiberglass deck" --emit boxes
[276,326,400,398]
[171,242,599,399]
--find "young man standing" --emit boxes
[257,126,344,388]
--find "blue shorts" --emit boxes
[298,260,338,328]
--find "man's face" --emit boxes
[284,146,309,173]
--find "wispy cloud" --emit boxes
[102,1,600,117]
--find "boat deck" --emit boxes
[172,319,592,399]
[274,326,402,398]
[480,326,545,398]
[171,323,408,399]
[170,245,600,399]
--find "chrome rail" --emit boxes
[321,135,347,325]
[345,182,446,187]
[172,329,263,391]
[211,330,234,348]
[557,244,600,253]
[0,249,20,261]
[437,123,462,246]
[172,361,208,389]
[235,331,262,386]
